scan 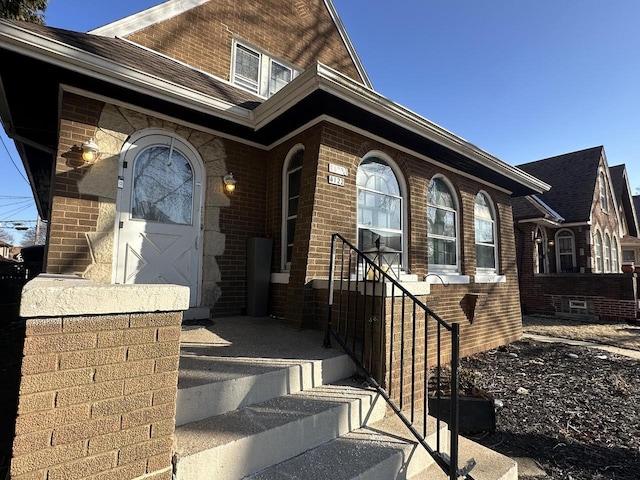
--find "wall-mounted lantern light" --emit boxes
[223,173,237,193]
[534,232,543,244]
[81,138,100,163]
[548,239,555,247]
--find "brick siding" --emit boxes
[10,311,181,480]
[125,0,364,86]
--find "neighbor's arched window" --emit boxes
[555,229,576,273]
[356,155,403,264]
[604,233,612,273]
[474,192,497,273]
[428,176,459,272]
[612,237,620,272]
[594,231,603,273]
[282,146,304,270]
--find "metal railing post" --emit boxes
[323,234,338,348]
[450,322,460,480]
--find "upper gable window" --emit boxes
[232,41,299,98]
[599,172,609,212]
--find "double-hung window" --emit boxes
[232,42,298,98]
[556,229,576,272]
[612,237,620,272]
[604,234,612,273]
[428,177,458,272]
[474,192,497,273]
[283,149,303,270]
[594,231,603,272]
[599,172,609,212]
[356,157,403,264]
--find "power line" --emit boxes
[0,134,29,185]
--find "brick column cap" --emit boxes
[20,274,190,318]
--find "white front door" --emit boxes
[114,132,204,307]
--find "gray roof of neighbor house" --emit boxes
[514,146,604,223]
[610,164,639,237]
[0,18,549,219]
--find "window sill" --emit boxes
[474,274,506,284]
[424,274,470,285]
[271,272,290,284]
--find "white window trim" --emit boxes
[231,40,300,98]
[428,175,461,274]
[604,232,612,273]
[612,237,620,272]
[356,151,408,273]
[554,229,576,272]
[281,144,305,272]
[474,190,498,275]
[594,230,603,273]
[534,227,548,274]
[599,171,609,213]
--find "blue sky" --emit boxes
[2,0,640,243]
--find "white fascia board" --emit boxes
[530,194,565,222]
[89,0,211,37]
[255,63,550,195]
[323,0,372,89]
[516,218,563,227]
[0,22,253,126]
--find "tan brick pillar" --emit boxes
[10,276,189,480]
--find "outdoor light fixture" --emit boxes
[223,173,237,193]
[81,138,100,163]
[548,239,555,247]
[534,233,543,244]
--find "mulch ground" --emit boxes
[463,338,640,479]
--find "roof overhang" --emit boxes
[0,20,549,219]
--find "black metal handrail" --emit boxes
[323,233,475,480]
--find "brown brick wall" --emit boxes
[125,0,364,86]
[47,93,103,275]
[10,311,181,480]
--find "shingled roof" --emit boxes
[514,146,604,223]
[4,19,263,110]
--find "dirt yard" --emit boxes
[465,315,640,479]
[523,314,640,351]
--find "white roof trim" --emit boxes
[88,0,373,89]
[255,63,550,195]
[89,0,212,37]
[1,21,548,195]
[530,194,565,222]
[0,20,253,125]
[322,0,372,88]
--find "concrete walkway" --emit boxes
[523,333,640,360]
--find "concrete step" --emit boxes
[416,436,518,480]
[245,412,449,480]
[173,381,387,480]
[176,353,356,426]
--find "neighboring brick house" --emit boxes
[513,146,640,321]
[0,0,547,354]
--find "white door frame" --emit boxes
[113,129,205,306]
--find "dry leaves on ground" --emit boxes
[464,337,640,480]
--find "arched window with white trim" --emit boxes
[474,192,497,273]
[281,146,304,271]
[604,233,612,273]
[555,229,576,273]
[356,155,403,265]
[612,237,620,272]
[594,231,603,273]
[535,227,546,274]
[428,176,459,272]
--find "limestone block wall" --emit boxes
[10,277,189,480]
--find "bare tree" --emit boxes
[20,221,47,246]
[0,226,15,245]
